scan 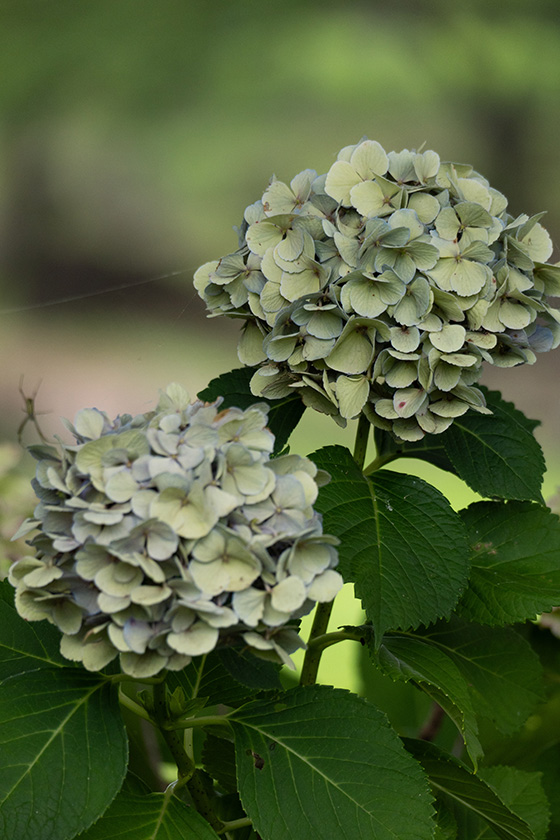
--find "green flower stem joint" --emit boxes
[6,138,560,840]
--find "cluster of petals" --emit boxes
[9,385,341,677]
[195,140,560,440]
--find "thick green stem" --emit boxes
[152,679,195,781]
[118,687,153,723]
[306,629,365,653]
[152,680,225,833]
[187,770,225,833]
[299,417,371,687]
[299,600,334,686]
[218,816,253,834]
[363,450,398,476]
[166,713,232,731]
[353,412,370,470]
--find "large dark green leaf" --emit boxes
[217,647,282,691]
[0,594,67,680]
[231,685,435,840]
[77,790,221,839]
[476,767,549,840]
[458,501,560,625]
[404,740,535,840]
[373,426,457,475]
[310,445,470,639]
[167,647,280,709]
[417,620,543,735]
[198,367,305,453]
[536,745,560,834]
[0,578,15,607]
[197,366,255,407]
[0,668,127,840]
[433,799,458,839]
[441,390,544,503]
[372,631,482,767]
[202,732,238,794]
[166,651,249,708]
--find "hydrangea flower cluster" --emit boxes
[9,385,341,678]
[195,140,560,440]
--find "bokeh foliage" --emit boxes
[1,0,560,307]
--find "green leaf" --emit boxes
[373,426,458,474]
[433,798,458,839]
[120,771,152,796]
[459,501,560,625]
[0,668,127,840]
[167,648,276,708]
[202,732,238,793]
[403,740,535,840]
[0,595,67,680]
[77,790,221,839]
[231,685,435,840]
[535,745,560,834]
[441,390,544,502]
[476,767,549,840]
[310,445,470,639]
[372,631,482,767]
[218,647,283,691]
[416,619,543,735]
[0,578,15,607]
[198,366,305,453]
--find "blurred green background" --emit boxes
[2,0,560,693]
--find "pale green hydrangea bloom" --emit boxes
[195,140,560,441]
[9,385,341,677]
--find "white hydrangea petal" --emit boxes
[413,150,440,184]
[119,650,168,678]
[74,408,107,440]
[393,388,429,419]
[325,160,362,205]
[167,621,219,656]
[130,584,172,606]
[22,563,64,588]
[123,618,155,654]
[270,576,307,613]
[82,637,118,672]
[238,321,267,365]
[307,569,344,602]
[416,411,454,435]
[51,600,83,635]
[97,592,132,613]
[105,471,139,504]
[350,180,387,217]
[151,486,217,539]
[350,140,388,180]
[286,542,333,583]
[335,374,370,419]
[429,324,466,353]
[242,631,274,651]
[190,552,261,596]
[95,562,143,597]
[246,221,285,256]
[232,587,266,626]
[262,600,294,627]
